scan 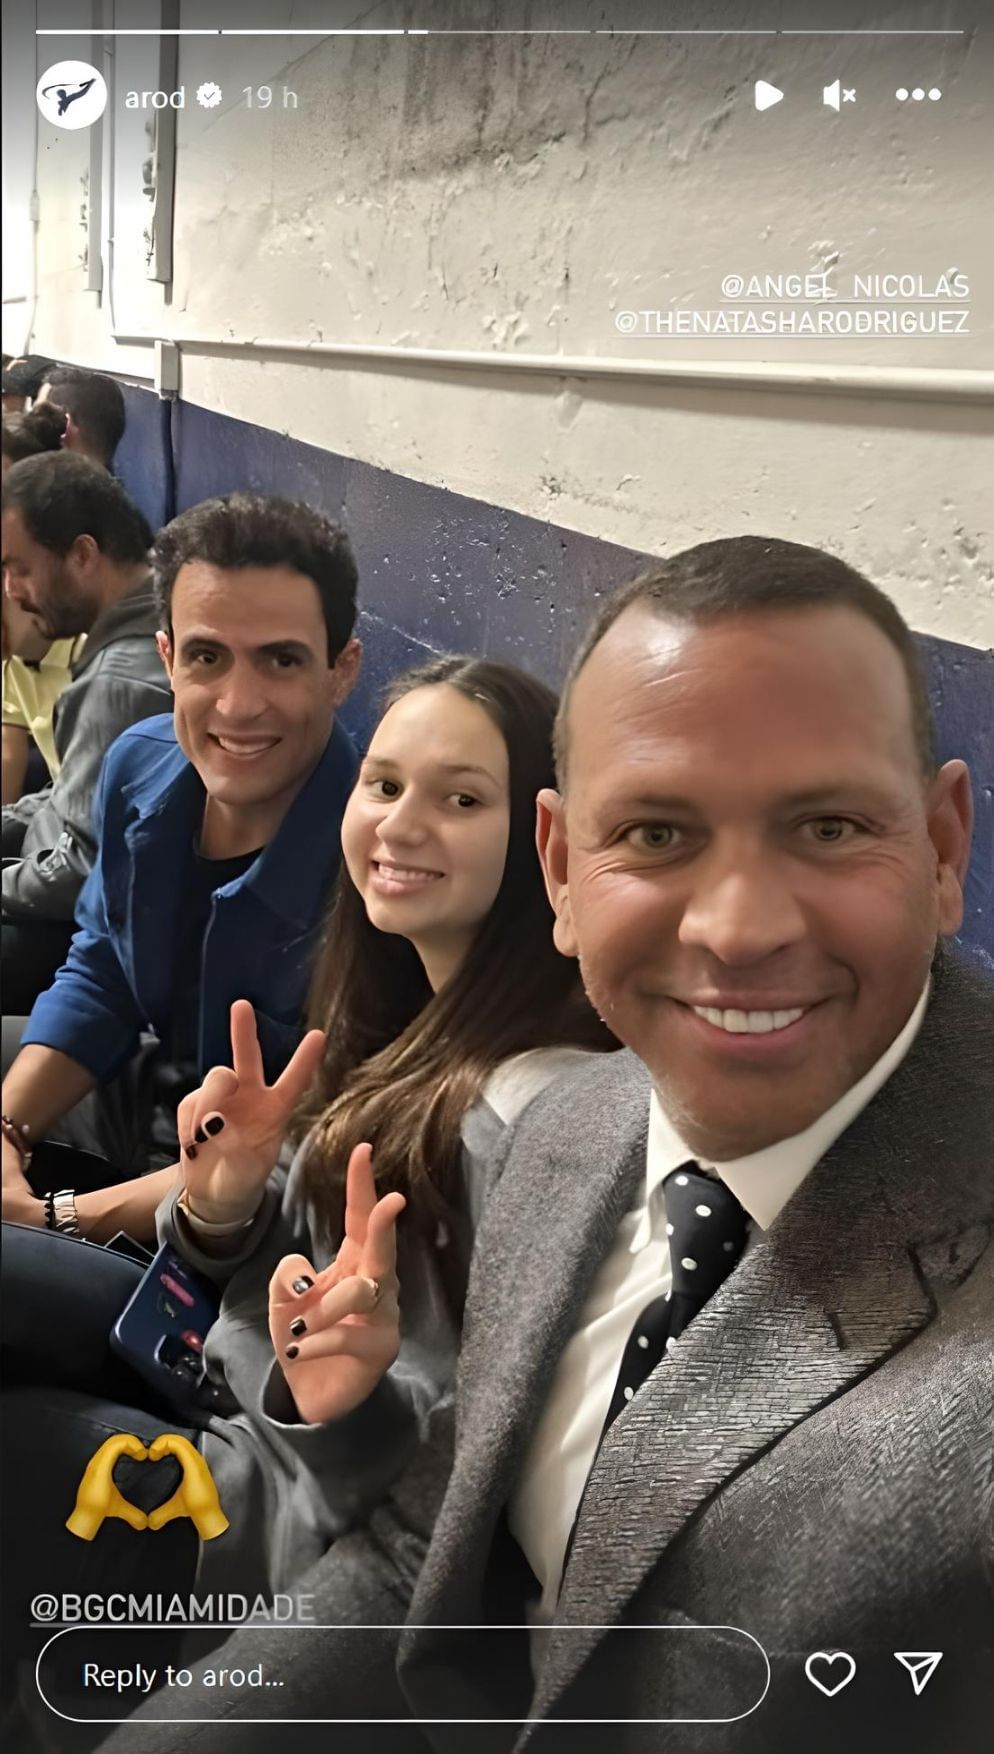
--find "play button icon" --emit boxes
[755,80,785,111]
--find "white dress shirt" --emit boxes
[507,980,931,1628]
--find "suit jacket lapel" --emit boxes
[522,949,994,1731]
[404,953,992,1741]
[524,1138,935,1727]
[409,1053,651,1628]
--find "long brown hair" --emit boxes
[298,656,614,1243]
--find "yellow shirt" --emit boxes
[2,638,85,780]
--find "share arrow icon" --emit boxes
[894,1652,943,1696]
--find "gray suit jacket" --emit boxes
[92,953,992,1754]
[397,949,993,1753]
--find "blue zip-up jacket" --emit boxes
[23,714,357,1084]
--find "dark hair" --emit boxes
[1,452,153,562]
[152,492,359,664]
[297,656,614,1249]
[2,402,68,464]
[40,367,126,465]
[1,356,57,399]
[554,535,936,784]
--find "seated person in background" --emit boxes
[1,454,168,1010]
[2,406,82,804]
[0,354,56,417]
[2,400,67,472]
[34,364,126,470]
[0,657,615,1721]
[1,491,361,1218]
[1,595,83,804]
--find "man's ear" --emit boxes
[62,414,81,452]
[536,787,579,959]
[926,759,973,937]
[329,637,361,709]
[155,629,174,685]
[69,532,100,576]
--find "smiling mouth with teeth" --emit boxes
[373,862,444,882]
[691,1005,809,1035]
[212,735,279,755]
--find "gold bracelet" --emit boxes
[177,1187,259,1235]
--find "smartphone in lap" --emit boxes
[110,1242,222,1416]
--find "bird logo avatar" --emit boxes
[37,61,108,130]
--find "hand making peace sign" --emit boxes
[268,1143,406,1425]
[178,999,327,1225]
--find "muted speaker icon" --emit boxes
[823,79,841,111]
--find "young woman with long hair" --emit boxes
[169,655,615,1477]
[2,656,615,1697]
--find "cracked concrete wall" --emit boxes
[3,0,992,647]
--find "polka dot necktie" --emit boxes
[602,1163,750,1431]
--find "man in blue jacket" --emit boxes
[1,492,360,1232]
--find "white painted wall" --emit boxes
[4,0,992,647]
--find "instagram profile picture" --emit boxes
[36,61,108,130]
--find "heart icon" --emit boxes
[805,1651,856,1697]
[66,1433,228,1543]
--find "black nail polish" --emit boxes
[291,1276,314,1295]
[194,1126,207,1145]
[289,1316,306,1337]
[204,1115,225,1136]
[285,1344,299,1360]
[183,1143,198,1160]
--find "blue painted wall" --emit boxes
[116,384,992,965]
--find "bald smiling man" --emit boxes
[92,536,991,1754]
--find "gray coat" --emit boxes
[156,1047,598,1602]
[94,954,993,1754]
[1,576,170,922]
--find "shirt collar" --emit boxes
[130,718,357,931]
[646,978,931,1231]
